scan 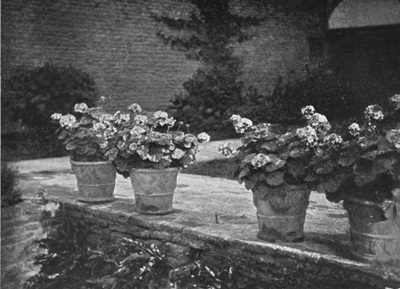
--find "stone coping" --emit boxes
[11,154,400,287]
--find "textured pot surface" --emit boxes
[130,167,180,215]
[70,160,116,203]
[343,197,400,262]
[252,183,311,242]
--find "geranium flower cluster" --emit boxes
[51,103,111,162]
[230,114,253,134]
[390,94,400,110]
[51,102,211,167]
[102,103,210,175]
[296,105,337,148]
[217,143,237,157]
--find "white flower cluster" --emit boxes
[197,132,210,143]
[386,129,400,149]
[298,106,332,147]
[217,143,236,157]
[127,103,142,114]
[296,125,317,146]
[251,153,272,168]
[323,133,343,146]
[130,125,146,138]
[364,105,384,121]
[300,105,315,119]
[74,103,88,113]
[59,114,76,127]
[134,115,148,125]
[230,114,253,134]
[154,111,176,127]
[389,94,400,110]
[113,111,130,124]
[348,123,361,136]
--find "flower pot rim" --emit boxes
[130,167,181,173]
[70,159,112,166]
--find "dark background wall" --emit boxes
[1,0,326,113]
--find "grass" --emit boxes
[182,158,237,180]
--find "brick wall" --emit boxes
[1,200,60,289]
[1,0,326,113]
[58,201,396,289]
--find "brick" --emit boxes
[1,0,324,113]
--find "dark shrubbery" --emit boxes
[170,64,362,140]
[1,162,22,207]
[273,65,361,124]
[1,64,98,159]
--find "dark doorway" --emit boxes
[327,25,400,107]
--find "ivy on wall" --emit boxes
[151,0,264,138]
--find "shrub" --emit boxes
[271,65,361,124]
[1,64,98,158]
[1,162,22,207]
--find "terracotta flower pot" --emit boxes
[70,160,116,203]
[129,167,180,215]
[343,196,400,262]
[252,183,311,242]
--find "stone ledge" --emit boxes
[12,157,400,288]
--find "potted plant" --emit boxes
[104,103,210,215]
[315,95,400,262]
[51,103,116,203]
[219,107,339,242]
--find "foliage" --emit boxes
[85,238,172,289]
[2,64,97,159]
[1,162,22,207]
[174,249,245,289]
[315,96,400,204]
[2,64,97,131]
[218,108,335,193]
[29,226,247,289]
[51,103,110,162]
[27,219,92,289]
[104,104,210,177]
[220,94,400,207]
[152,0,262,137]
[271,65,361,124]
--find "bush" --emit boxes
[1,64,98,159]
[271,65,361,124]
[1,162,22,207]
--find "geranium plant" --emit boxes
[220,94,400,205]
[51,103,109,162]
[103,104,210,177]
[315,95,400,204]
[218,107,338,192]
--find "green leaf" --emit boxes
[289,149,301,158]
[76,146,89,155]
[244,175,257,190]
[238,166,250,179]
[315,160,336,175]
[265,158,286,172]
[375,154,397,171]
[287,160,306,179]
[266,171,284,186]
[65,142,77,150]
[58,130,69,140]
[260,141,278,152]
[243,153,256,163]
[338,156,356,167]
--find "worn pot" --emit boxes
[129,167,180,215]
[343,196,400,262]
[70,160,116,203]
[252,183,311,242]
